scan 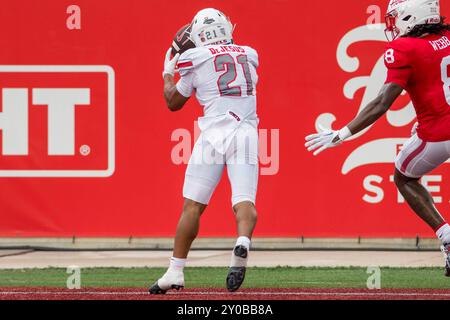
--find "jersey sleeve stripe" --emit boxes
[177,61,193,69]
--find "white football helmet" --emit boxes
[385,0,441,41]
[190,8,234,47]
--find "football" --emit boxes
[171,24,196,56]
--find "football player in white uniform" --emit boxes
[150,8,260,294]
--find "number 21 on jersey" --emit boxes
[214,53,254,97]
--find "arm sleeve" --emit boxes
[384,43,413,89]
[176,50,196,98]
[176,71,194,98]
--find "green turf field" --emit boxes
[0,267,450,289]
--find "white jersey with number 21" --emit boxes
[176,44,260,206]
[176,44,259,120]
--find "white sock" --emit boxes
[230,236,251,267]
[436,223,450,245]
[169,257,186,271]
[235,236,251,250]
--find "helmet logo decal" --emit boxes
[204,17,215,25]
[191,8,234,47]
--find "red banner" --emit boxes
[0,0,449,237]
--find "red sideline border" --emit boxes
[1,287,450,300]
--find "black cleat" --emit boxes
[171,285,184,291]
[227,267,246,292]
[148,269,185,294]
[234,245,248,259]
[149,282,167,294]
[226,245,248,292]
[149,282,184,295]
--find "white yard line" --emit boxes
[0,250,444,268]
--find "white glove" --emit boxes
[163,48,180,78]
[305,125,351,156]
[411,122,418,136]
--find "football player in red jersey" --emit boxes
[305,0,450,276]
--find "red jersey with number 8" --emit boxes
[384,30,450,142]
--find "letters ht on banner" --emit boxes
[0,65,115,177]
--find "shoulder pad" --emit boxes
[242,46,259,68]
[177,47,212,76]
[384,38,415,69]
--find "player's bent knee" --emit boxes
[394,169,418,189]
[183,198,207,217]
[233,201,257,217]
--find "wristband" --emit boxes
[338,126,352,141]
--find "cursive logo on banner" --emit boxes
[314,24,450,174]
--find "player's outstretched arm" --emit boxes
[305,83,403,156]
[346,83,404,136]
[162,48,189,112]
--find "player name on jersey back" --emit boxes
[207,45,247,55]
[429,36,450,51]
